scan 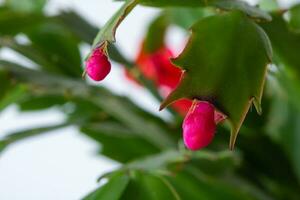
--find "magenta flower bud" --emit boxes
[86,48,111,81]
[182,101,221,151]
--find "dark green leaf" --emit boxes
[267,95,300,183]
[18,95,66,111]
[0,38,68,74]
[0,69,12,102]
[81,123,160,163]
[27,23,83,77]
[168,169,258,200]
[0,8,44,35]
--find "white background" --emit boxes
[0,0,299,199]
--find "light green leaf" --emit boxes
[6,0,46,13]
[289,4,300,33]
[0,84,28,111]
[258,0,279,11]
[160,11,272,149]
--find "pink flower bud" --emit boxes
[182,101,221,151]
[86,48,111,81]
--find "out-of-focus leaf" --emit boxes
[83,171,130,200]
[0,84,28,111]
[0,38,68,74]
[160,11,272,149]
[27,23,83,77]
[258,0,279,11]
[0,69,11,101]
[144,14,168,53]
[0,141,7,153]
[5,0,46,13]
[54,11,97,44]
[233,101,300,200]
[262,13,300,77]
[262,13,300,111]
[168,169,258,200]
[81,123,160,163]
[267,98,300,183]
[211,0,271,21]
[126,150,187,171]
[0,123,69,154]
[18,95,66,111]
[164,7,214,30]
[289,4,300,33]
[125,150,237,174]
[121,171,180,200]
[0,60,175,149]
[0,8,44,35]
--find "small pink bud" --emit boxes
[86,48,111,81]
[182,101,220,151]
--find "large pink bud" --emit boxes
[86,48,111,81]
[182,101,222,151]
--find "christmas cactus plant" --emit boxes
[1,0,300,199]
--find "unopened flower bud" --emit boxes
[183,101,222,150]
[86,48,111,81]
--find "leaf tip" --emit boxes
[253,97,262,115]
[229,128,238,151]
[159,88,184,111]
